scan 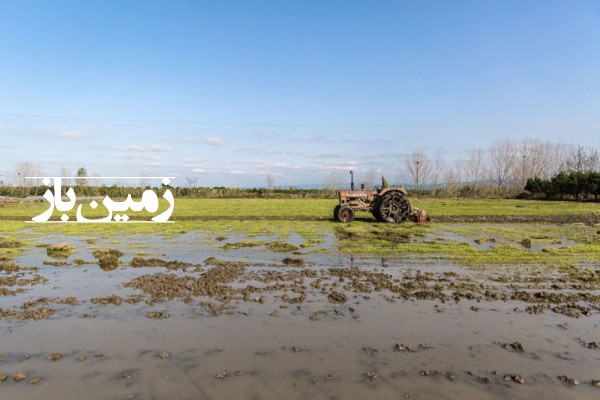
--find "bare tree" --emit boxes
[323,171,345,190]
[488,139,517,187]
[430,152,446,196]
[561,145,600,173]
[139,175,151,188]
[362,169,377,190]
[514,139,554,188]
[403,151,432,192]
[266,175,274,189]
[13,162,42,187]
[466,148,485,196]
[60,167,71,187]
[444,166,460,196]
[185,176,197,188]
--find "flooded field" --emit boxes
[1,199,600,399]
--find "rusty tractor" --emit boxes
[333,171,429,223]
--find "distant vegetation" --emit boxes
[2,138,599,201]
[525,171,600,201]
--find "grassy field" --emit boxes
[1,198,599,267]
[1,197,599,219]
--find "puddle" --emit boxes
[1,231,599,399]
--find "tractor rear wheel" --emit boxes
[378,191,411,223]
[336,206,355,223]
[333,205,341,221]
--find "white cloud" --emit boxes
[56,131,85,140]
[240,147,277,155]
[117,153,160,161]
[255,131,281,141]
[0,123,4,130]
[148,144,172,152]
[172,136,195,143]
[203,136,224,146]
[302,134,330,143]
[125,144,172,152]
[192,168,207,173]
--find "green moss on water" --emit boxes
[222,240,266,250]
[266,241,300,252]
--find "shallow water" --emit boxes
[1,232,599,399]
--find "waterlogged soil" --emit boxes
[0,231,599,399]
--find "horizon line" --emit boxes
[25,176,176,179]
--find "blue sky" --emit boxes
[0,0,599,187]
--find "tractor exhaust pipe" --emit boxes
[350,170,354,190]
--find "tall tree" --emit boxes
[403,151,432,192]
[75,167,89,187]
[466,148,485,196]
[13,162,42,187]
[488,139,517,187]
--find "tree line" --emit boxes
[3,138,599,200]
[525,171,600,201]
[325,139,600,199]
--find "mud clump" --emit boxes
[92,248,123,271]
[117,371,132,380]
[222,240,264,250]
[46,243,75,258]
[55,296,79,305]
[13,373,27,383]
[29,377,43,385]
[559,375,580,385]
[43,260,67,266]
[0,238,23,248]
[216,371,229,380]
[521,238,532,248]
[0,373,7,383]
[131,256,167,268]
[204,257,250,267]
[146,311,169,319]
[553,304,591,318]
[282,257,304,267]
[328,290,347,304]
[126,262,245,303]
[130,256,196,270]
[48,352,62,361]
[0,261,20,273]
[72,258,87,265]
[21,297,50,309]
[366,371,378,381]
[0,307,55,320]
[525,304,550,314]
[504,374,525,384]
[577,339,599,350]
[503,342,524,352]
[91,295,123,306]
[393,343,412,352]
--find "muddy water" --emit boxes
[1,233,599,399]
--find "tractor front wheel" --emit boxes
[333,205,341,221]
[336,206,355,223]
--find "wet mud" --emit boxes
[0,229,599,399]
